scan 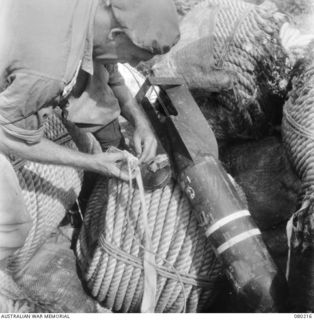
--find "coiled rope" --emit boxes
[155,0,291,142]
[282,44,314,268]
[76,174,223,313]
[206,0,289,141]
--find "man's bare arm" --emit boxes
[111,83,157,162]
[0,128,130,180]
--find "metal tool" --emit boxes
[136,76,287,312]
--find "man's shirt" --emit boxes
[66,62,125,132]
[0,0,98,144]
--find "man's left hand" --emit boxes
[109,69,158,163]
[133,124,157,163]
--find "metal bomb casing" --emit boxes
[136,76,287,312]
[179,155,286,311]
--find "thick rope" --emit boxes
[282,44,314,252]
[154,0,290,142]
[281,47,314,312]
[76,177,222,313]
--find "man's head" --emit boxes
[93,0,180,66]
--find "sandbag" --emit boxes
[12,232,110,313]
[0,268,46,313]
[76,177,223,313]
[153,0,291,142]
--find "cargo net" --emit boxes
[153,0,291,142]
[282,43,314,252]
[76,177,223,313]
[7,113,83,274]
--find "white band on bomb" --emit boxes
[205,210,251,237]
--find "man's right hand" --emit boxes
[91,151,132,181]
[0,128,133,182]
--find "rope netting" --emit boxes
[76,177,223,313]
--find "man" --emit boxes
[66,1,172,158]
[0,0,179,263]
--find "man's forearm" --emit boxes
[0,130,95,171]
[111,81,157,162]
[112,84,151,128]
[0,128,131,180]
[120,99,150,128]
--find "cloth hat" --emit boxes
[109,0,180,54]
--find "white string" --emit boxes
[286,215,293,280]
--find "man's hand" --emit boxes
[0,128,133,182]
[133,123,157,163]
[92,151,132,181]
[109,68,158,163]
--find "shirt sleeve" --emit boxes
[105,64,125,88]
[0,71,62,144]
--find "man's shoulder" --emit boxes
[2,0,97,81]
